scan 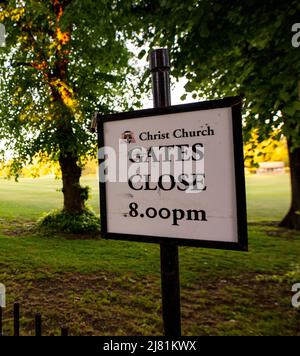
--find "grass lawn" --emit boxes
[0,174,299,336]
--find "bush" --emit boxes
[38,207,100,234]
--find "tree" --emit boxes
[131,0,300,229]
[244,131,289,170]
[0,0,142,215]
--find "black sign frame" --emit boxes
[97,96,248,251]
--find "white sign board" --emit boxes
[98,97,247,250]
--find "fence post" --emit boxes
[0,306,2,336]
[13,303,20,337]
[35,313,42,336]
[61,327,68,336]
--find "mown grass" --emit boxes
[0,174,290,221]
[0,174,299,336]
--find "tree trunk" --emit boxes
[279,139,300,229]
[59,153,84,213]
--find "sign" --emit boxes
[97,96,247,251]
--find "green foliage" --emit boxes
[244,132,289,168]
[132,0,300,146]
[79,185,90,203]
[38,207,100,234]
[0,0,144,175]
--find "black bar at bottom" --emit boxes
[160,243,181,336]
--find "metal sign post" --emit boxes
[149,49,181,337]
[96,48,248,338]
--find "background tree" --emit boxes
[244,132,289,170]
[130,0,300,229]
[0,0,142,215]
